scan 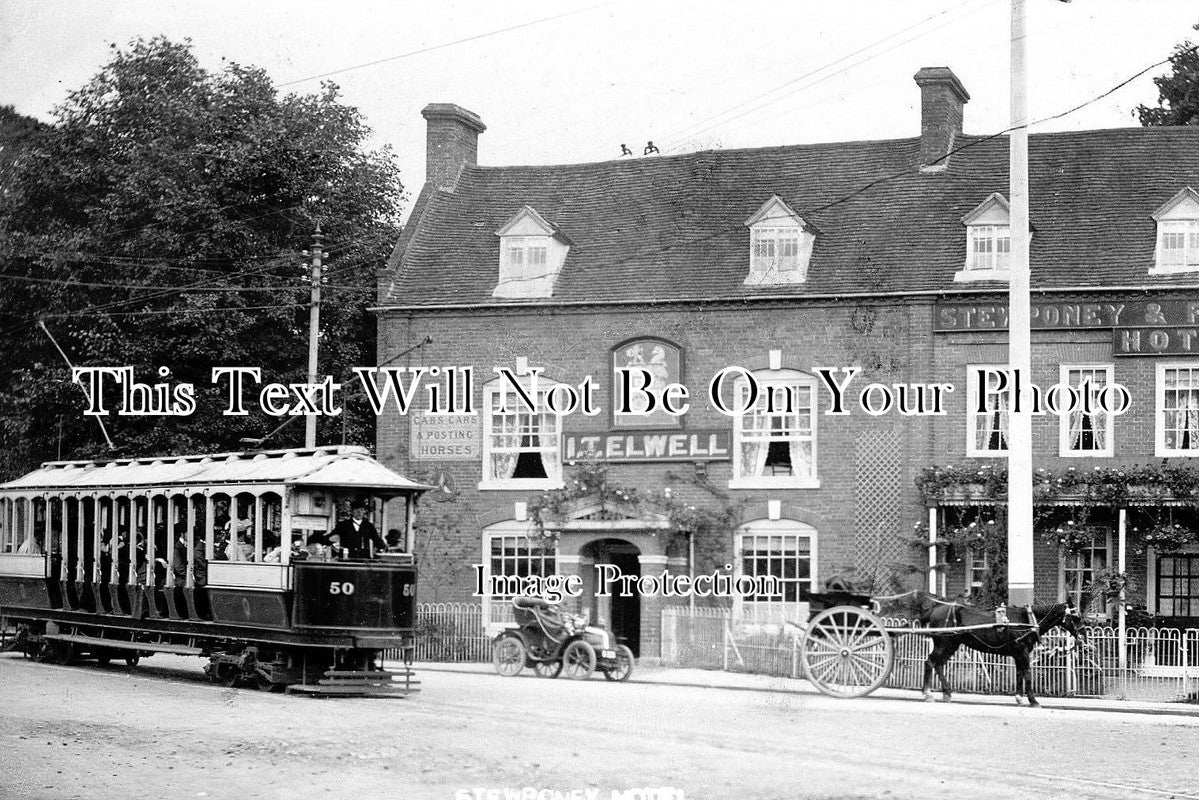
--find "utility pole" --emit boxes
[304,225,326,449]
[1007,0,1034,608]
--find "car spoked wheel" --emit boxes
[533,660,562,679]
[603,645,635,682]
[562,640,596,680]
[492,636,526,677]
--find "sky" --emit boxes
[1,1,1197,217]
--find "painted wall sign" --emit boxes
[612,337,684,429]
[934,299,1199,332]
[409,413,481,460]
[1113,327,1199,357]
[563,429,730,462]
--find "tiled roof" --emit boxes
[383,126,1199,307]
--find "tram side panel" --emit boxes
[292,561,416,635]
[0,555,53,612]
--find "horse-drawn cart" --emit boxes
[795,589,1083,705]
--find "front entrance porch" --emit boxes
[550,503,676,659]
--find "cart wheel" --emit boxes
[533,660,563,679]
[492,636,526,677]
[801,605,893,699]
[603,645,634,682]
[562,640,596,680]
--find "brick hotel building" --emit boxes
[373,67,1199,657]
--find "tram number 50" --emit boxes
[329,581,356,596]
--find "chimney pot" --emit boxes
[914,67,969,169]
[421,103,486,191]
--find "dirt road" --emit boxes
[1,653,1196,800]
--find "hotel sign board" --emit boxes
[934,299,1199,332]
[563,429,731,463]
[1113,327,1199,357]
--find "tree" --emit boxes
[1137,24,1199,126]
[0,37,403,479]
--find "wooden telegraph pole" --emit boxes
[304,225,326,449]
[1007,0,1034,607]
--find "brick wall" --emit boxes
[379,290,1182,615]
[378,299,939,605]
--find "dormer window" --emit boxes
[968,225,1010,270]
[504,236,548,277]
[493,206,571,299]
[956,193,1014,283]
[744,196,815,286]
[752,228,801,272]
[1152,188,1199,274]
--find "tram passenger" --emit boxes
[17,527,44,555]
[231,528,255,562]
[98,532,114,581]
[306,531,329,560]
[330,499,386,560]
[115,527,131,584]
[152,523,169,587]
[385,528,404,552]
[260,530,282,563]
[171,525,208,588]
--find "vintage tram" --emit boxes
[0,446,430,696]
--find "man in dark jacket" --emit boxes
[329,499,386,559]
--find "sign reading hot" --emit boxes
[612,338,684,429]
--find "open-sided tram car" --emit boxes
[0,446,431,696]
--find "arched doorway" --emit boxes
[580,538,641,657]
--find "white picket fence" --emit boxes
[661,606,1199,702]
[389,602,491,663]
[395,602,1199,702]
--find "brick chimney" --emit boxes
[913,67,969,170]
[421,103,486,191]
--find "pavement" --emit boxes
[400,658,1199,718]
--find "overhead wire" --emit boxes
[462,44,1199,295]
[275,3,612,87]
[659,0,995,149]
[663,0,1005,153]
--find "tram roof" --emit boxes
[0,446,433,495]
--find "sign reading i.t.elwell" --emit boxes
[563,430,730,462]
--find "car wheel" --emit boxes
[493,636,526,677]
[533,660,563,679]
[562,640,596,680]
[603,645,634,682]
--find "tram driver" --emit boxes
[329,498,386,560]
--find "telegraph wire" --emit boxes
[276,3,611,87]
[469,45,1199,294]
[660,0,995,149]
[663,0,1004,153]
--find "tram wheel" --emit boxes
[125,654,141,668]
[218,664,241,687]
[255,672,286,693]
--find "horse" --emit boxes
[893,592,1084,707]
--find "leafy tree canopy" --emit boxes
[0,36,404,479]
[1137,23,1199,126]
